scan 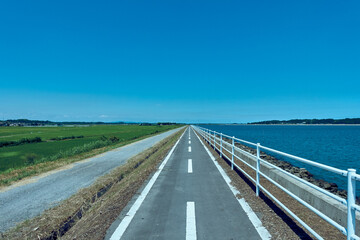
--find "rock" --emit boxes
[313,179,325,188]
[290,167,299,174]
[283,162,292,169]
[329,183,338,192]
[278,161,291,170]
[299,168,312,179]
[338,190,347,198]
[323,182,332,190]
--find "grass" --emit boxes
[0,124,178,142]
[0,124,182,185]
[0,138,97,171]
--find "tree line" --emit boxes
[0,119,179,127]
[249,118,360,125]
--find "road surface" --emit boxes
[106,127,266,240]
[0,127,182,232]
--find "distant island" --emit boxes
[0,119,178,127]
[249,118,360,125]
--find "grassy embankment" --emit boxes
[0,124,182,186]
[1,127,185,240]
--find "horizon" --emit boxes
[2,117,360,125]
[1,1,359,123]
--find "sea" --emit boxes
[198,124,360,196]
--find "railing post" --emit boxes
[231,136,235,170]
[256,143,261,197]
[220,133,223,158]
[213,131,216,149]
[347,169,356,240]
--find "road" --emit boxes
[107,127,266,240]
[0,127,182,232]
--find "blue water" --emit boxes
[199,124,360,195]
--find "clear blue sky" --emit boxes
[1,1,359,123]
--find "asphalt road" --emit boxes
[0,128,182,233]
[106,127,262,240]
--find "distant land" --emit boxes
[249,118,360,125]
[0,119,177,127]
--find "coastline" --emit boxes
[247,124,360,126]
[199,123,360,126]
[229,139,358,201]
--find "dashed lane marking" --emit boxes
[188,159,193,173]
[186,201,197,240]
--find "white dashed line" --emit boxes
[188,146,192,152]
[186,201,197,240]
[188,159,193,173]
[189,140,191,144]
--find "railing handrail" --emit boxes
[192,125,359,240]
[259,145,347,176]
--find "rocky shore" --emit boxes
[232,142,356,202]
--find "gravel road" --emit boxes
[0,128,182,233]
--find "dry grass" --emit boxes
[1,128,184,240]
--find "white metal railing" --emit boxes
[192,125,360,240]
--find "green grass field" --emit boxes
[0,124,181,173]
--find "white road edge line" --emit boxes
[188,159,193,173]
[186,201,197,240]
[109,128,186,240]
[191,127,271,240]
[188,146,192,152]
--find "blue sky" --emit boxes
[1,1,359,123]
